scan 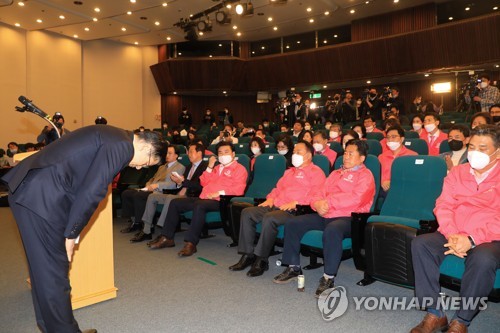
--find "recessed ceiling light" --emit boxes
[366,1,370,4]
[465,7,470,11]
[15,23,21,27]
[226,4,232,9]
[121,27,127,31]
[134,41,139,45]
[209,55,213,58]
[36,19,42,23]
[223,91,227,94]
[236,32,242,36]
[166,36,171,40]
[199,31,204,36]
[252,51,255,54]
[394,0,399,3]
[323,40,327,44]
[366,80,371,84]
[273,26,278,31]
[350,9,355,14]
[73,34,78,38]
[268,17,273,21]
[162,3,167,7]
[94,7,100,13]
[448,17,453,20]
[189,14,193,17]
[219,43,222,47]
[18,1,24,7]
[59,15,65,20]
[127,11,132,15]
[93,18,98,22]
[495,64,499,68]
[155,21,160,26]
[297,40,301,44]
[323,85,327,88]
[130,0,136,3]
[424,74,430,77]
[178,53,182,55]
[494,7,498,10]
[261,46,265,50]
[84,27,90,31]
[286,45,290,49]
[334,34,338,38]
[324,11,330,15]
[309,18,314,23]
[306,7,312,12]
[233,25,238,30]
[173,91,177,94]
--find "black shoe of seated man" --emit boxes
[120,222,142,234]
[130,231,152,243]
[273,267,303,284]
[247,258,269,277]
[82,329,97,333]
[315,276,335,298]
[229,254,255,271]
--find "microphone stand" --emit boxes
[15,96,61,139]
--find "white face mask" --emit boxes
[304,126,311,131]
[250,147,261,155]
[424,123,436,133]
[291,154,304,168]
[329,131,339,139]
[365,126,374,132]
[9,149,18,154]
[480,82,488,89]
[467,150,497,170]
[412,123,422,131]
[313,143,324,152]
[218,155,232,165]
[325,124,332,130]
[386,141,401,151]
[278,149,288,156]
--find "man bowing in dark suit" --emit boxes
[1,126,166,333]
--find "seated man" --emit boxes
[120,145,185,233]
[378,126,417,194]
[312,131,337,167]
[229,141,326,277]
[421,112,448,156]
[363,115,385,136]
[149,141,248,256]
[273,139,375,297]
[211,124,239,145]
[327,123,342,143]
[440,124,470,172]
[410,125,500,333]
[130,143,208,243]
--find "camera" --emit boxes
[285,89,296,103]
[361,88,370,100]
[460,74,481,98]
[223,131,230,138]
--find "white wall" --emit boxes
[0,22,161,148]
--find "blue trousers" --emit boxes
[281,214,351,276]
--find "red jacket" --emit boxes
[267,163,326,207]
[436,163,500,245]
[199,161,247,201]
[378,146,418,182]
[316,146,337,167]
[310,165,375,218]
[420,129,448,156]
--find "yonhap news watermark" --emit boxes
[317,286,488,322]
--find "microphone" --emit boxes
[17,95,52,121]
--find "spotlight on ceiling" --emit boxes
[215,10,231,24]
[236,2,254,16]
[197,17,212,32]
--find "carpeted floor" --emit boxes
[0,207,498,332]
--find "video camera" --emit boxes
[460,74,481,98]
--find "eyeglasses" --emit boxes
[386,135,400,140]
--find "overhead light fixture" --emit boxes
[121,27,127,31]
[127,11,132,15]
[215,10,231,24]
[166,36,171,41]
[15,23,20,27]
[306,7,312,12]
[18,1,25,7]
[350,9,355,14]
[59,15,65,19]
[162,3,167,7]
[465,7,470,11]
[493,6,498,10]
[366,80,371,84]
[84,27,90,31]
[36,19,43,23]
[309,18,314,23]
[197,17,212,32]
[236,2,254,16]
[448,17,453,20]
[324,11,330,15]
[155,21,160,26]
[273,26,278,30]
[92,18,98,21]
[94,7,100,13]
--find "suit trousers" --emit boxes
[237,206,293,259]
[9,194,80,333]
[141,192,183,233]
[161,197,220,245]
[121,189,151,223]
[412,232,500,321]
[281,214,352,276]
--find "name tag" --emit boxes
[415,159,424,165]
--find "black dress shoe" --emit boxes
[130,231,152,243]
[273,267,303,284]
[120,222,142,233]
[229,254,255,271]
[246,258,269,277]
[315,276,335,298]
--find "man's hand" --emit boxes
[444,155,454,171]
[65,238,76,262]
[258,198,274,208]
[146,184,158,191]
[381,180,391,192]
[313,200,329,216]
[444,234,471,258]
[206,192,220,200]
[279,201,297,212]
[473,96,481,102]
[208,156,217,168]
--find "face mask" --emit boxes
[412,123,422,131]
[448,140,464,151]
[281,129,287,133]
[163,125,168,129]
[263,123,269,128]
[369,93,376,98]
[9,149,18,154]
[291,154,304,168]
[278,149,288,155]
[304,126,311,131]
[313,143,324,152]
[251,147,261,155]
[492,116,500,123]
[325,124,331,130]
[467,149,497,170]
[386,141,401,151]
[424,123,436,133]
[218,155,232,165]
[480,82,488,89]
[365,126,374,132]
[329,131,339,139]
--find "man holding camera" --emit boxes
[362,87,384,120]
[211,124,239,145]
[473,75,500,113]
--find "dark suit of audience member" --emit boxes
[178,108,193,129]
[218,108,234,126]
[2,126,164,333]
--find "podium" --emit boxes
[68,187,117,309]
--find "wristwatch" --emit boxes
[467,235,476,249]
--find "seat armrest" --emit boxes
[417,220,438,235]
[253,198,266,206]
[351,212,378,271]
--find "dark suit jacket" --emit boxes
[2,125,134,239]
[182,160,209,197]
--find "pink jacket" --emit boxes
[378,146,418,182]
[199,161,248,201]
[317,146,337,167]
[267,163,326,207]
[436,163,500,245]
[310,165,375,218]
[420,129,448,156]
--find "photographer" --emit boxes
[409,96,422,115]
[473,74,500,113]
[218,107,234,126]
[203,108,215,125]
[287,93,306,128]
[361,88,383,120]
[178,106,193,129]
[46,112,71,144]
[341,92,356,124]
[211,124,238,144]
[388,87,406,115]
